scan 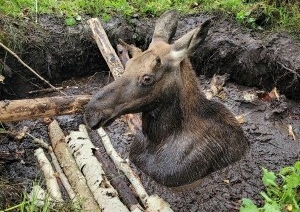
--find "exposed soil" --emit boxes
[1,73,300,211]
[0,12,300,211]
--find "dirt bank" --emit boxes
[0,13,300,100]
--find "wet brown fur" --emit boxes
[85,10,248,188]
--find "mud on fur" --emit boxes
[85,10,249,188]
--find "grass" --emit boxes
[0,179,80,212]
[240,161,300,212]
[0,0,299,34]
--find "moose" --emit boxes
[85,10,248,188]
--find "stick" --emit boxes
[34,147,63,202]
[0,41,66,96]
[48,120,101,212]
[87,18,124,78]
[97,127,173,212]
[27,133,78,203]
[87,129,142,211]
[49,147,78,202]
[0,95,91,122]
[27,87,64,95]
[66,125,129,212]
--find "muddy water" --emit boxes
[1,74,299,211]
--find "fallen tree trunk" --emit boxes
[48,120,100,212]
[0,95,91,122]
[66,124,129,212]
[87,129,141,211]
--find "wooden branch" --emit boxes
[66,124,129,212]
[48,120,101,212]
[87,18,124,79]
[27,87,64,95]
[34,147,63,202]
[0,95,91,122]
[27,132,78,203]
[87,129,141,211]
[49,147,78,202]
[97,128,173,212]
[0,41,66,95]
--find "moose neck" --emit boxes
[141,59,204,142]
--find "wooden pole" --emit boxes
[0,95,91,122]
[87,18,124,79]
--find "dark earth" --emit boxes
[0,12,300,211]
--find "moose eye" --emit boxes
[141,74,154,85]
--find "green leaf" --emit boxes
[240,198,260,212]
[294,161,300,172]
[0,128,6,133]
[101,13,111,22]
[65,17,77,26]
[280,166,294,176]
[262,168,277,187]
[262,202,281,212]
[285,174,300,189]
[261,191,274,203]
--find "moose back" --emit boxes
[85,10,248,188]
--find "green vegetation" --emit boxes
[0,0,299,33]
[0,180,80,212]
[240,161,300,212]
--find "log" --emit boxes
[0,95,91,122]
[66,125,129,212]
[87,129,141,211]
[34,147,63,202]
[97,127,173,212]
[27,133,77,202]
[88,18,124,78]
[48,120,101,212]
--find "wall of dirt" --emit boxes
[0,13,299,99]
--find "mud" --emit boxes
[1,73,299,211]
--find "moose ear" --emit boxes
[151,10,179,44]
[170,19,211,63]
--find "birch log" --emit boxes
[28,133,77,202]
[66,124,129,212]
[48,120,100,212]
[97,127,173,212]
[34,148,63,202]
[0,95,91,122]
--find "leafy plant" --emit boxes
[240,161,300,212]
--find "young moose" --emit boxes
[85,10,248,188]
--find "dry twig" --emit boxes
[0,41,66,96]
